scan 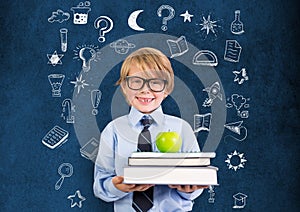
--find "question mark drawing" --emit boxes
[157,5,175,31]
[94,16,114,43]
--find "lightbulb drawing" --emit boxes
[48,74,65,97]
[73,44,101,72]
[79,47,96,72]
[61,99,75,123]
[91,89,102,115]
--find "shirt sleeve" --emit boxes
[93,122,128,202]
[177,189,204,200]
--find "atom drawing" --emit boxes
[225,150,247,171]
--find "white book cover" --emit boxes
[123,166,218,185]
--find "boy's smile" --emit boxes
[136,97,155,104]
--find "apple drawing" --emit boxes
[155,131,182,153]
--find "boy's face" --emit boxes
[121,64,169,114]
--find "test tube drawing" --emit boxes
[60,28,68,52]
[91,89,102,115]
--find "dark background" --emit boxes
[0,0,299,211]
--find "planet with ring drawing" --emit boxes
[109,39,136,54]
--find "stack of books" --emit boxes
[123,152,218,185]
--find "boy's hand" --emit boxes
[168,185,209,193]
[112,176,154,192]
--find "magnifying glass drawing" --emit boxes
[55,163,73,190]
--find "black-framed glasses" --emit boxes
[126,76,167,92]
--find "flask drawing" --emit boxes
[231,10,244,35]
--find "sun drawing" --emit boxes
[225,150,247,171]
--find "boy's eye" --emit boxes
[150,80,163,85]
[131,79,143,84]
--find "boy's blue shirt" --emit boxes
[94,106,203,211]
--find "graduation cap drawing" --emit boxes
[233,192,247,209]
[192,50,218,66]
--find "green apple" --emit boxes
[155,131,182,153]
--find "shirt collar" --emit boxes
[128,106,164,127]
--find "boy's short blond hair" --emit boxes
[116,47,174,94]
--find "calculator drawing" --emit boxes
[42,125,69,149]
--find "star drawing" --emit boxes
[199,15,218,35]
[180,10,194,22]
[70,74,89,94]
[47,51,63,66]
[225,150,247,171]
[233,68,249,85]
[67,190,86,208]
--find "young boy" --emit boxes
[94,47,207,211]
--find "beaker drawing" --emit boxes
[231,10,244,35]
[48,74,65,97]
[71,1,91,25]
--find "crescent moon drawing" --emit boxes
[128,10,145,31]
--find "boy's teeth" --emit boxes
[139,98,152,102]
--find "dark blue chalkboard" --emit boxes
[0,0,299,211]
